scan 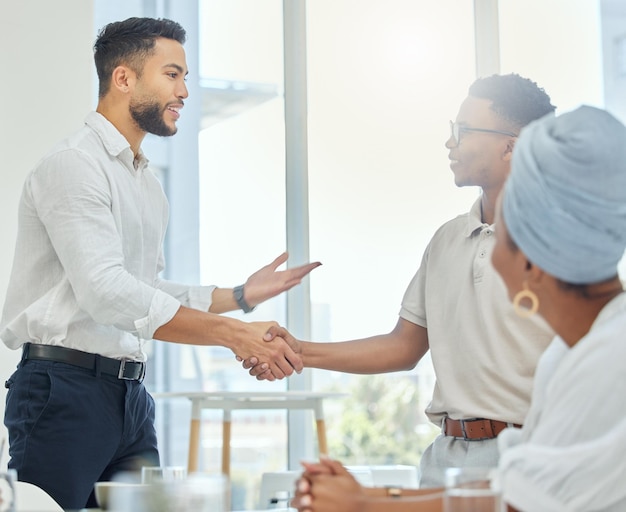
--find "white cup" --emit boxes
[443,467,502,512]
[0,470,16,512]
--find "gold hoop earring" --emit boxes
[513,283,539,318]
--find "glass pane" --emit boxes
[307,0,477,466]
[198,0,288,509]
[499,0,604,111]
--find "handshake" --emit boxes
[235,324,303,381]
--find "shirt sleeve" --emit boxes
[499,419,626,512]
[154,279,216,312]
[398,242,430,327]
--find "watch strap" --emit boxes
[233,284,255,313]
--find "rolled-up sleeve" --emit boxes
[155,279,216,312]
[134,289,181,340]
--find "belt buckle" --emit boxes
[461,418,493,441]
[117,359,146,381]
[460,419,471,440]
[118,359,135,380]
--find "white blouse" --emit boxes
[498,293,626,512]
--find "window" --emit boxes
[196,1,289,508]
[307,0,477,466]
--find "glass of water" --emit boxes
[444,467,502,512]
[141,466,187,485]
[165,473,230,512]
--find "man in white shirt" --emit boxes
[1,17,319,510]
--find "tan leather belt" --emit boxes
[443,417,522,441]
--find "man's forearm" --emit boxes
[301,334,425,374]
[153,305,245,350]
[153,306,302,378]
[208,287,240,314]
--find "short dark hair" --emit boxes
[468,73,556,129]
[94,17,186,98]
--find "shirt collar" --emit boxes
[465,195,491,238]
[85,111,150,171]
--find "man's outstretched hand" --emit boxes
[243,252,321,308]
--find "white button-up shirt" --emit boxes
[1,112,215,361]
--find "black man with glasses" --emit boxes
[401,74,556,485]
[244,73,557,488]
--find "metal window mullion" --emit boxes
[474,0,501,77]
[283,0,315,469]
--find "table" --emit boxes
[80,508,294,511]
[152,391,346,476]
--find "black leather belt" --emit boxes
[23,343,145,381]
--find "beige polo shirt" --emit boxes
[400,197,554,426]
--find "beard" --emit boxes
[129,96,177,137]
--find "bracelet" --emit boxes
[386,487,402,498]
[233,284,255,313]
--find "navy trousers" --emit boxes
[4,357,159,510]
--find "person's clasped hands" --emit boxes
[292,456,367,512]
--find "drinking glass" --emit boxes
[346,466,374,486]
[443,467,502,512]
[0,469,16,512]
[141,466,187,485]
[169,473,230,512]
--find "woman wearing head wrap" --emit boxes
[491,104,626,511]
[290,106,626,512]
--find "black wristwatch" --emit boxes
[233,284,255,313]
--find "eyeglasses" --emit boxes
[449,120,518,147]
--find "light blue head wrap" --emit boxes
[502,105,626,284]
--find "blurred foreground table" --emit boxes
[152,391,346,476]
[79,508,294,511]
